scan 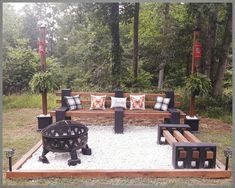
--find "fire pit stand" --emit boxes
[39,120,92,166]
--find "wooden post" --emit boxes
[39,26,47,115]
[189,29,200,117]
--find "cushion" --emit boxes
[154,96,170,111]
[90,95,106,110]
[130,95,145,110]
[111,97,127,109]
[64,95,82,110]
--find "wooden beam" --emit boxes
[66,110,115,118]
[183,130,201,143]
[6,168,231,179]
[178,149,214,160]
[173,130,189,143]
[12,140,42,171]
[163,130,177,146]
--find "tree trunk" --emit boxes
[158,63,165,89]
[158,3,169,89]
[212,4,232,96]
[133,3,139,80]
[205,8,217,79]
[110,3,121,88]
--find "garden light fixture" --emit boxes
[5,148,15,171]
[224,148,232,170]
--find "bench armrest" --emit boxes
[55,107,69,122]
[165,108,180,124]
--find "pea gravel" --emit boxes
[20,125,173,170]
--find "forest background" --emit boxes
[2,2,232,122]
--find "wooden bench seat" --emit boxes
[50,108,186,119]
[50,109,115,118]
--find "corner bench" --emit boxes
[50,89,186,133]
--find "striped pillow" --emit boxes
[64,95,82,110]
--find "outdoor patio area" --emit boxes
[20,125,173,170]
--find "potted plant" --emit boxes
[185,72,211,97]
[184,73,211,131]
[30,71,59,130]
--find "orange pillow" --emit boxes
[90,95,106,110]
[130,95,145,110]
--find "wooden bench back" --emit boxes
[56,91,182,109]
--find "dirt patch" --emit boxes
[199,117,232,132]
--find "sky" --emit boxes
[8,3,32,11]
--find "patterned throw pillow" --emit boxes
[64,95,82,110]
[90,95,106,110]
[130,95,145,110]
[154,96,170,111]
[110,97,127,109]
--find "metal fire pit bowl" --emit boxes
[39,120,92,166]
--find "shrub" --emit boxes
[184,73,211,96]
[30,71,59,93]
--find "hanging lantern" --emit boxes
[38,41,45,57]
[193,41,202,59]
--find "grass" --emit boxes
[3,93,57,111]
[3,176,233,186]
[2,94,233,186]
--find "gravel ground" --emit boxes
[20,125,173,170]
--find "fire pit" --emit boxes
[39,120,92,166]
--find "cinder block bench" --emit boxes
[157,124,217,169]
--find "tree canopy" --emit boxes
[2,2,232,96]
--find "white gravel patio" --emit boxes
[20,125,174,170]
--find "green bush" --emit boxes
[30,71,59,93]
[184,73,211,96]
[196,95,232,123]
[120,68,153,92]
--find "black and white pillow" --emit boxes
[154,96,170,111]
[64,95,82,110]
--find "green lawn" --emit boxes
[2,108,232,186]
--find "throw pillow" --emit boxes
[64,95,82,110]
[130,95,145,110]
[110,97,127,109]
[154,96,164,110]
[154,96,170,111]
[90,95,106,110]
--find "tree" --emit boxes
[109,3,121,88]
[3,4,23,56]
[21,4,39,50]
[133,3,140,80]
[158,3,170,89]
[205,5,217,78]
[3,39,39,95]
[212,3,232,96]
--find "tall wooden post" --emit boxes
[189,29,200,117]
[39,26,47,115]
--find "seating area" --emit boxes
[157,124,216,169]
[50,89,186,133]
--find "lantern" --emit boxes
[38,41,45,57]
[193,41,202,59]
